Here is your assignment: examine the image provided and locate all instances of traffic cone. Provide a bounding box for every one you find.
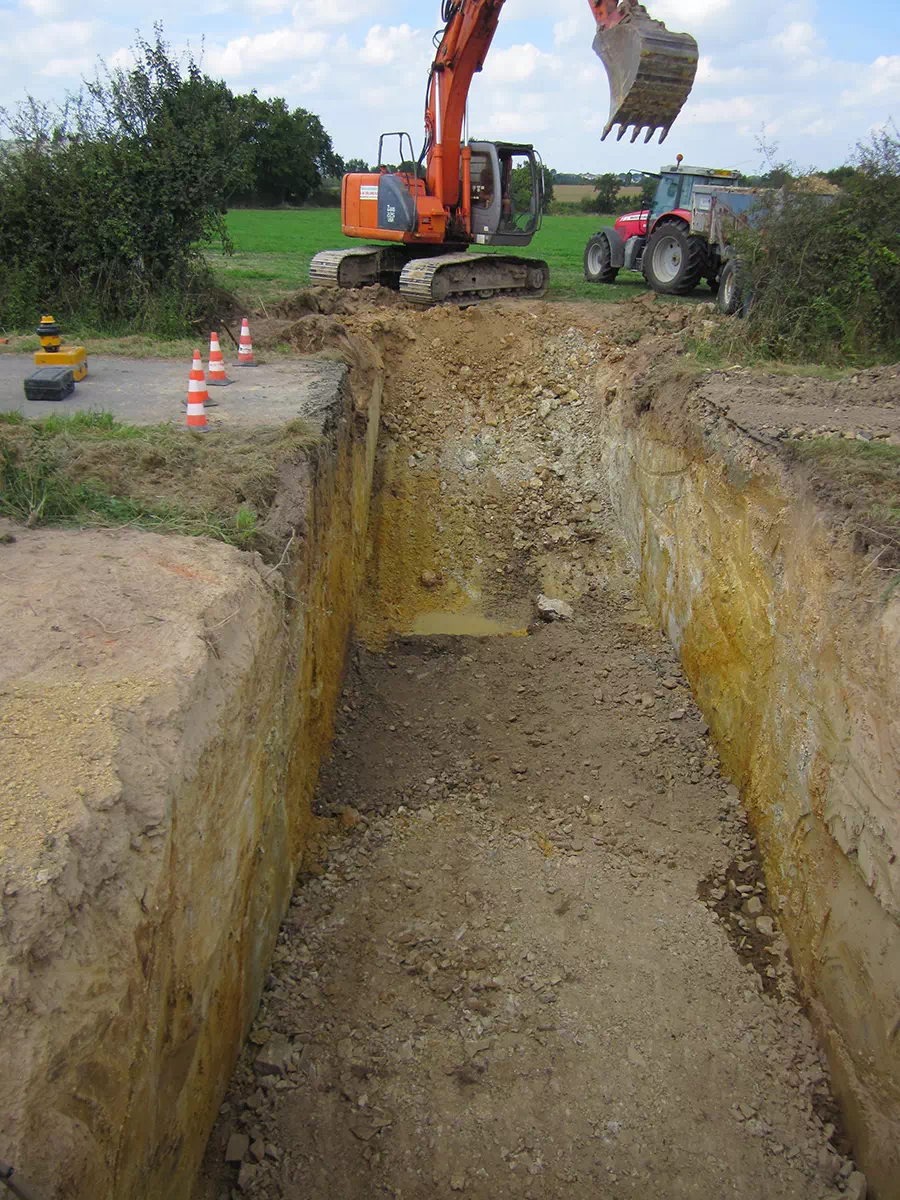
[186,350,209,430]
[237,318,255,366]
[207,331,232,386]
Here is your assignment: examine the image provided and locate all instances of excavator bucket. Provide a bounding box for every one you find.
[593,6,698,144]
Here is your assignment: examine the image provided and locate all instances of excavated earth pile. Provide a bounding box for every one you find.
[195,295,898,1200]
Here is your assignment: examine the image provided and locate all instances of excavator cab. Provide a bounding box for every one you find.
[469,142,543,247]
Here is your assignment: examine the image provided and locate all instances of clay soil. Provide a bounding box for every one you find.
[194,294,873,1200]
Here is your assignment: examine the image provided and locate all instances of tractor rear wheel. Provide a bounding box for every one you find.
[717,260,742,316]
[583,233,619,284]
[643,222,705,295]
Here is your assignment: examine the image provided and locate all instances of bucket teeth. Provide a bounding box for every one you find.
[594,10,698,145]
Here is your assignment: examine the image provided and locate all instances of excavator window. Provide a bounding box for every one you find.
[471,152,495,208]
[498,150,539,235]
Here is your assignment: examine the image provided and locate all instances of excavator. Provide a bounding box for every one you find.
[310,0,698,305]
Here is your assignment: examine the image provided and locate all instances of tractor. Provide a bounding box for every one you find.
[584,156,741,295]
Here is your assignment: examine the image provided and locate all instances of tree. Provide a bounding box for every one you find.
[345,157,369,173]
[0,27,249,331]
[235,93,342,205]
[511,163,553,212]
[592,172,620,212]
[639,176,656,207]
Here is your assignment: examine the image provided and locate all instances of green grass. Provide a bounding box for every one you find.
[0,410,316,554]
[211,208,651,306]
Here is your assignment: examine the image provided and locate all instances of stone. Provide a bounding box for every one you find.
[845,1172,867,1200]
[756,915,775,936]
[536,594,573,621]
[254,1033,293,1076]
[225,1133,249,1164]
[237,1161,259,1191]
[668,709,686,721]
[249,1139,266,1163]
[420,570,440,588]
[744,896,762,916]
[450,1175,467,1191]
[461,450,479,470]
[341,805,362,830]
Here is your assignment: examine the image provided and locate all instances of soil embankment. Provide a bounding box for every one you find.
[0,346,381,1198]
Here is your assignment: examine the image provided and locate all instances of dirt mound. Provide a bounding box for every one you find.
[273,285,406,319]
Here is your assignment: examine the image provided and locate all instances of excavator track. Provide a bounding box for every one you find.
[309,246,410,288]
[399,253,550,306]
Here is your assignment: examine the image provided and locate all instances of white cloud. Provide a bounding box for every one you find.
[291,0,377,23]
[773,21,822,56]
[358,24,423,67]
[206,28,327,76]
[841,55,900,106]
[696,55,756,85]
[23,0,67,16]
[40,55,95,78]
[649,0,734,29]
[553,18,577,48]
[677,96,758,126]
[482,43,559,85]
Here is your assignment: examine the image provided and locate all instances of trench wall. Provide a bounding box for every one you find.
[0,364,380,1200]
[604,409,900,1197]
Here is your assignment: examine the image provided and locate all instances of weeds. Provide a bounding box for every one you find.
[0,411,315,553]
[714,126,900,366]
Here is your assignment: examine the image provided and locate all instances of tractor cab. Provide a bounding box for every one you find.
[645,163,741,231]
[468,141,543,246]
[618,160,742,242]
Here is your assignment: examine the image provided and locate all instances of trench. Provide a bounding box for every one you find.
[185,300,897,1200]
[3,299,896,1200]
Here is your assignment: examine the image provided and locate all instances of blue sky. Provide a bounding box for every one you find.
[1,0,898,174]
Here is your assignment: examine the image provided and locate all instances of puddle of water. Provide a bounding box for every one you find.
[407,610,528,637]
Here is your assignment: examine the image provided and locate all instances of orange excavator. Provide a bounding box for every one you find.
[310,0,698,305]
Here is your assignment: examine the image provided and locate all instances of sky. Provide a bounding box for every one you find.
[0,0,898,175]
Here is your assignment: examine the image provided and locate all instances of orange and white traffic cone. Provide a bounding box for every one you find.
[186,350,210,430]
[207,331,232,386]
[237,318,256,366]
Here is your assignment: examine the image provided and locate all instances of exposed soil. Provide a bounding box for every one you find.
[194,296,872,1200]
[195,602,856,1200]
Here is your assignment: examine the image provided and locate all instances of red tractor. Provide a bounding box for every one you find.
[584,157,741,295]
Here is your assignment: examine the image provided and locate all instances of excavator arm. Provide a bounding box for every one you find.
[425,0,698,210]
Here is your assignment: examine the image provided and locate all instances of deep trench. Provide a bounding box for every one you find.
[192,308,866,1200]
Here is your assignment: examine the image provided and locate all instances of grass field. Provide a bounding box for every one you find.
[553,183,641,203]
[213,208,650,305]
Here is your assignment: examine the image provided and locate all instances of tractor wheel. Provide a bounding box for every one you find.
[717,260,742,316]
[643,222,706,295]
[583,233,619,284]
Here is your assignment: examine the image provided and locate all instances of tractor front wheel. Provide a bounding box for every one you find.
[643,222,706,295]
[583,233,619,284]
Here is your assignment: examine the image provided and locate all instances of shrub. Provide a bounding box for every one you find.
[727,126,900,364]
[0,30,248,334]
